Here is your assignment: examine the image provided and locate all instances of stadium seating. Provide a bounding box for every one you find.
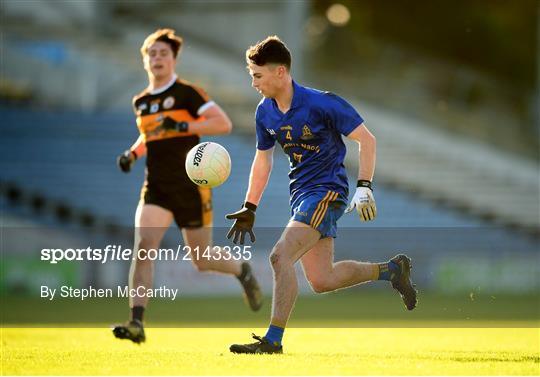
[1,105,488,230]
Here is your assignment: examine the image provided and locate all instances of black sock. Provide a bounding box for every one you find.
[237,262,248,281]
[131,306,145,322]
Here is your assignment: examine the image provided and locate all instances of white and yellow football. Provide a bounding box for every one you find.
[185,142,231,188]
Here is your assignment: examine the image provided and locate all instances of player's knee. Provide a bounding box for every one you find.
[269,251,280,269]
[134,248,154,263]
[269,250,293,274]
[133,237,161,264]
[269,250,287,271]
[308,278,333,294]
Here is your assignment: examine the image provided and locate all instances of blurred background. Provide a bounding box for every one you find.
[1,0,538,325]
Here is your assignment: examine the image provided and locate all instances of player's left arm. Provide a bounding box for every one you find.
[161,103,233,136]
[347,123,376,182]
[345,123,377,221]
[189,103,233,136]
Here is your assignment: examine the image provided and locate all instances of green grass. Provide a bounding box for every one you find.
[2,327,539,375]
[2,292,538,326]
[2,293,538,375]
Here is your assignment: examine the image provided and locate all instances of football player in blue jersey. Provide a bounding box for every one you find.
[226,36,418,354]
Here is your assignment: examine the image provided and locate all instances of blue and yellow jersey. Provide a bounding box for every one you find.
[255,81,363,204]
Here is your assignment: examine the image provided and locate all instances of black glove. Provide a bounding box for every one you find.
[225,202,257,245]
[161,116,189,132]
[117,150,136,173]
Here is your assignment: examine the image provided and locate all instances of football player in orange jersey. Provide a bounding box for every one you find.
[112,29,262,344]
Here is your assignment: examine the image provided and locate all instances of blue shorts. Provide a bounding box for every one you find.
[291,190,347,238]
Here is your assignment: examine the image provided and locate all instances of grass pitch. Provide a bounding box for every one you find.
[2,326,539,375]
[2,294,539,375]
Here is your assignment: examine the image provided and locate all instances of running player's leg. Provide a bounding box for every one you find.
[182,226,241,275]
[269,221,320,327]
[113,202,172,343]
[301,239,417,310]
[229,220,319,354]
[300,237,378,293]
[130,203,173,309]
[182,226,263,311]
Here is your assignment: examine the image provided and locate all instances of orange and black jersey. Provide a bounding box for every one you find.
[132,77,211,187]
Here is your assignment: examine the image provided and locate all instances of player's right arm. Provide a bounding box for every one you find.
[117,134,146,173]
[245,147,274,205]
[226,147,274,244]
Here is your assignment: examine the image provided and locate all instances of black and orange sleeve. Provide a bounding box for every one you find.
[185,85,211,119]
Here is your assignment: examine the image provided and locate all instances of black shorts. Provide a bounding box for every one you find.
[141,182,212,228]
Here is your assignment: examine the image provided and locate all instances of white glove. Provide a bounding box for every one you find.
[345,187,377,221]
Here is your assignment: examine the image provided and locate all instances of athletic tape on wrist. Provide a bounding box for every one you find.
[357,180,372,190]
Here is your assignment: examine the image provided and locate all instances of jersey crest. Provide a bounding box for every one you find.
[300,124,314,140]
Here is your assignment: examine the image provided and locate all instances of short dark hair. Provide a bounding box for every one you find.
[141,28,183,58]
[246,36,291,70]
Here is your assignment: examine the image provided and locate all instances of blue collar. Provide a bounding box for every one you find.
[290,80,304,110]
[271,80,303,115]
